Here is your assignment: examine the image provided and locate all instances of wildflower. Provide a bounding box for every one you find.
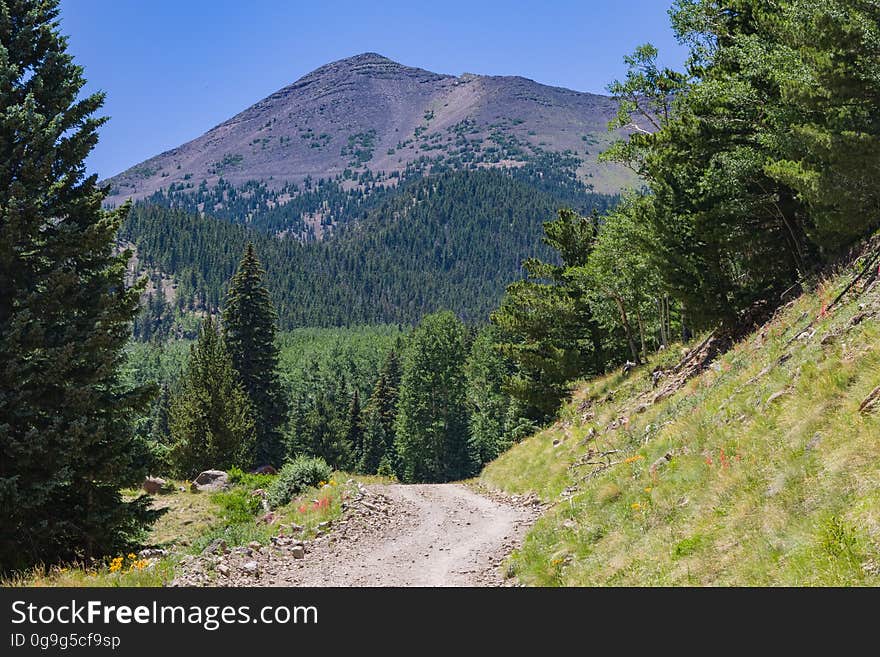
[631,502,641,510]
[108,557,123,573]
[644,487,653,494]
[318,481,326,487]
[624,455,644,464]
[127,553,137,560]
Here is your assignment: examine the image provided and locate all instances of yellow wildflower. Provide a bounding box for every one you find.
[644,487,653,493]
[631,502,641,510]
[624,455,644,464]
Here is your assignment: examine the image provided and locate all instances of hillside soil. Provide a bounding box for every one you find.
[171,483,542,587]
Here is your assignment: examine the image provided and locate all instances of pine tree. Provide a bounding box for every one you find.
[169,317,255,477]
[465,326,516,466]
[394,311,475,483]
[492,209,604,420]
[358,404,390,474]
[222,243,287,466]
[149,383,172,445]
[0,0,159,570]
[344,389,364,469]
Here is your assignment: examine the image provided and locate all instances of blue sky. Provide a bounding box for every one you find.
[59,1,689,179]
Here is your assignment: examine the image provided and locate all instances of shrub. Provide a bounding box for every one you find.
[267,456,332,509]
[212,488,263,524]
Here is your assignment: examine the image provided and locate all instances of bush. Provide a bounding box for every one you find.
[212,488,262,524]
[267,456,332,509]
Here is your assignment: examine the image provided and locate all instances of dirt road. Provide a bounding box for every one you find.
[172,483,541,587]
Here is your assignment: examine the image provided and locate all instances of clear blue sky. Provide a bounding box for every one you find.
[58,0,689,179]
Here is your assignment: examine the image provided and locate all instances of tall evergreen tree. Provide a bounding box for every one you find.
[465,326,517,466]
[395,311,475,482]
[168,317,255,477]
[358,404,391,474]
[222,243,287,466]
[344,389,364,469]
[492,209,604,421]
[0,0,159,570]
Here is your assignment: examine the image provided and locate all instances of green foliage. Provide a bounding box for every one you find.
[121,170,618,328]
[168,317,255,477]
[465,326,520,463]
[267,456,332,509]
[762,0,880,248]
[492,209,605,421]
[575,195,671,362]
[223,243,287,466]
[0,0,160,571]
[212,487,262,524]
[395,312,476,482]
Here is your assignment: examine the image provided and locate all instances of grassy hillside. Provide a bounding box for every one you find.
[481,259,880,586]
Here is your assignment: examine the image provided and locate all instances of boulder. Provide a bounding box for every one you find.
[250,464,278,475]
[201,538,227,556]
[142,476,166,495]
[190,470,229,492]
[290,545,305,559]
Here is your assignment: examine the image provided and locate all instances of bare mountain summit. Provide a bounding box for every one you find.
[105,53,629,205]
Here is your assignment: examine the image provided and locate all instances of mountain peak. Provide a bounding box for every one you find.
[104,53,627,202]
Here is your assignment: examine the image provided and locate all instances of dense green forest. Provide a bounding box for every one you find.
[2,0,878,574]
[123,166,618,331]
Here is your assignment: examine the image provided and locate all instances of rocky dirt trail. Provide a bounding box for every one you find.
[172,483,542,587]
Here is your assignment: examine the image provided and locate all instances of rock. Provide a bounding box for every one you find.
[248,541,262,550]
[290,545,305,559]
[622,360,637,375]
[317,521,331,530]
[806,433,822,451]
[251,488,267,497]
[651,370,665,388]
[190,469,229,492]
[242,561,259,574]
[216,564,230,576]
[138,548,168,558]
[859,384,880,414]
[142,476,166,495]
[250,464,278,475]
[289,522,304,533]
[636,404,647,414]
[201,538,227,555]
[650,452,673,475]
[552,438,562,447]
[766,389,790,405]
[258,512,277,524]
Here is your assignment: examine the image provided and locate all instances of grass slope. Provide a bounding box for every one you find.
[482,264,880,586]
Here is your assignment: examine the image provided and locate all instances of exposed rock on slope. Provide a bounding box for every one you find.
[105,52,628,204]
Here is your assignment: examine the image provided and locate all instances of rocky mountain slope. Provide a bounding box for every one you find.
[104,52,628,206]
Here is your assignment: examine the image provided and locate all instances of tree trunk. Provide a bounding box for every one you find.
[636,307,648,362]
[614,295,640,364]
[657,297,668,348]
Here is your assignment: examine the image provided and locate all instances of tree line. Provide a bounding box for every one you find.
[490,0,880,420]
[142,246,529,485]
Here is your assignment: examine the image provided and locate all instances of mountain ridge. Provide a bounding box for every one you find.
[104,52,630,206]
